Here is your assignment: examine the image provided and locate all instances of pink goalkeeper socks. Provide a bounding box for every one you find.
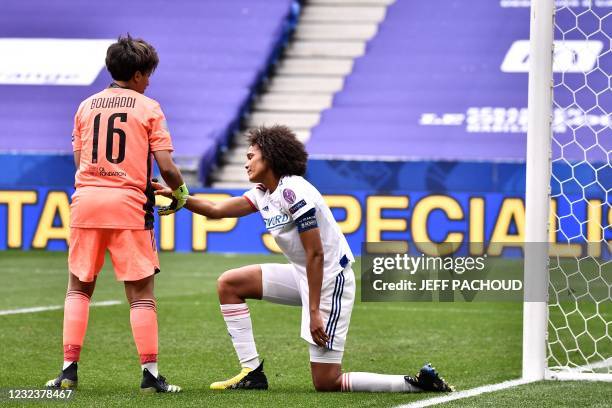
[62,290,91,362]
[129,299,158,364]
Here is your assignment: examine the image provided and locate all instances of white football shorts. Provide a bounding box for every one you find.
[261,263,355,364]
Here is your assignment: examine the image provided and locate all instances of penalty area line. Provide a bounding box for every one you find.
[0,300,121,316]
[395,378,533,408]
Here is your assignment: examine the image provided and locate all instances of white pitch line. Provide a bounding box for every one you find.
[0,300,121,316]
[396,378,534,408]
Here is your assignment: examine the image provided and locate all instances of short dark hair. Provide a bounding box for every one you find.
[247,125,308,177]
[105,34,159,81]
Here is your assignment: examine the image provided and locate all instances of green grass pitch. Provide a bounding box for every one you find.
[0,251,610,407]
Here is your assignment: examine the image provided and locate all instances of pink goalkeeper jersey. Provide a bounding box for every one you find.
[70,85,173,230]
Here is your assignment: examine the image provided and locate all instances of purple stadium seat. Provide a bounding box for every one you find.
[307,0,605,163]
[0,0,294,173]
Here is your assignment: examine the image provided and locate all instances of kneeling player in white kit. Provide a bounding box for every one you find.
[154,125,452,392]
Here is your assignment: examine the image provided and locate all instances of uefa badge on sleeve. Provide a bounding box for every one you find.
[282,188,296,204]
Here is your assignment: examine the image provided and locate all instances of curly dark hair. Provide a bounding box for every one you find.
[105,34,159,81]
[247,125,308,177]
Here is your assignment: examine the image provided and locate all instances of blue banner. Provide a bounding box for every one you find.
[0,188,609,257]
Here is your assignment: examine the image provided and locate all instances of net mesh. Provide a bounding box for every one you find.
[548,0,611,375]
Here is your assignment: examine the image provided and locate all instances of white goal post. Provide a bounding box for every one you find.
[523,0,611,382]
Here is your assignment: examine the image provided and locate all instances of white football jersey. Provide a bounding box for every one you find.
[243,175,354,283]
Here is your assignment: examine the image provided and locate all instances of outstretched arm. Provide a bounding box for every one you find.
[186,195,256,219]
[152,182,256,219]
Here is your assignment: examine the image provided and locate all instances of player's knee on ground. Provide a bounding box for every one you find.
[312,376,341,392]
[311,369,341,392]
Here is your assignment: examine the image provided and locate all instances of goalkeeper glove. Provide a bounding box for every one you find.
[158,183,189,216]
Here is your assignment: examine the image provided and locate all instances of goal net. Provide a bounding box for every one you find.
[546,0,611,381]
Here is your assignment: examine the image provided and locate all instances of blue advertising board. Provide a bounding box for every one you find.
[1,188,609,257]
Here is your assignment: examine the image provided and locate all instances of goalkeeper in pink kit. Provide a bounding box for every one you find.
[46,35,189,393]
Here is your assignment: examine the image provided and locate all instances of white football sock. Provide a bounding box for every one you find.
[220,303,260,370]
[341,372,422,392]
[142,362,158,378]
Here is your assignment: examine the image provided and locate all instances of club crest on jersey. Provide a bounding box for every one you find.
[283,188,296,204]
